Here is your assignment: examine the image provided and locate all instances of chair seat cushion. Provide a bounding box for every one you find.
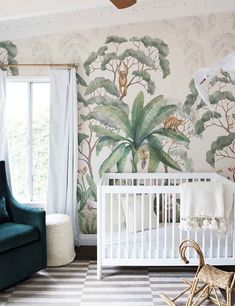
[0,222,39,253]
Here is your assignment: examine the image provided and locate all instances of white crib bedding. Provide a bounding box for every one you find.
[105,223,233,259]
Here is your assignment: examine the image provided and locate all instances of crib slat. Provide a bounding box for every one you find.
[134,193,136,258]
[126,193,129,258]
[101,191,105,263]
[172,193,176,258]
[110,193,113,259]
[156,193,160,258]
[149,193,152,258]
[118,193,121,258]
[162,193,164,225]
[164,193,167,258]
[141,193,144,259]
[179,212,182,249]
[202,229,205,256]
[210,230,213,258]
[187,229,190,258]
[168,194,171,222]
[217,236,221,258]
[194,231,198,258]
[225,234,228,258]
[233,204,235,259]
[97,186,101,280]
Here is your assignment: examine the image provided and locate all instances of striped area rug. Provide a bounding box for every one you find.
[0,261,219,306]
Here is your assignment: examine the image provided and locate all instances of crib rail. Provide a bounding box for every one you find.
[97,173,235,280]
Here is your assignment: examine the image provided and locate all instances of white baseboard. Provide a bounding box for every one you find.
[79,234,97,246]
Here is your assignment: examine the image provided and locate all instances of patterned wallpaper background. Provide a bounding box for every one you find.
[1,12,235,234]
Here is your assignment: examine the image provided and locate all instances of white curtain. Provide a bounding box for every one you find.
[0,70,11,187]
[47,68,78,245]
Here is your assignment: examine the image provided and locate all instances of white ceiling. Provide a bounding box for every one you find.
[0,0,234,40]
[0,0,111,21]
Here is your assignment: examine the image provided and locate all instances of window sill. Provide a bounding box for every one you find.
[23,201,46,209]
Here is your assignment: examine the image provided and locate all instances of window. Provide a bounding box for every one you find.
[6,78,50,204]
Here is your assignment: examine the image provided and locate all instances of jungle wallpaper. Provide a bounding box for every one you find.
[1,12,235,234]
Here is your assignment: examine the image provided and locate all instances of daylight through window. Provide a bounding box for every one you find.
[6,79,50,203]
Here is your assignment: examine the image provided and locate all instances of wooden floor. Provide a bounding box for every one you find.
[75,246,97,261]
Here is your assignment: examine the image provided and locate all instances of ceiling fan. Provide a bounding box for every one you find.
[110,0,137,9]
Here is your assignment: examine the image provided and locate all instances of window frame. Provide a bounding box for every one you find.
[6,76,50,208]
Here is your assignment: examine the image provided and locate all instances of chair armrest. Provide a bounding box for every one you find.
[6,195,47,267]
[7,195,46,236]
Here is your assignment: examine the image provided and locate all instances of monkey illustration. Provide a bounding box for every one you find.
[164,116,184,133]
[226,115,234,130]
[117,62,128,98]
[139,147,149,169]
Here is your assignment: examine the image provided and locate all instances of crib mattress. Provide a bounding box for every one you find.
[105,223,233,259]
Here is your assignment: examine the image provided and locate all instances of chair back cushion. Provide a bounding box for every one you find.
[0,196,10,224]
[0,222,39,253]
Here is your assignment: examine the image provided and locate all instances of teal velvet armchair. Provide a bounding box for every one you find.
[0,161,47,290]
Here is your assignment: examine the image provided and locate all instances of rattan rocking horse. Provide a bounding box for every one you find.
[159,240,235,306]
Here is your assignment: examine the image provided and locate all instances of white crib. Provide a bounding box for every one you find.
[97,173,235,279]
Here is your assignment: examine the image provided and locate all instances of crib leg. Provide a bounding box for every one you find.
[97,264,102,280]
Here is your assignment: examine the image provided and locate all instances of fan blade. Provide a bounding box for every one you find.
[110,0,137,9]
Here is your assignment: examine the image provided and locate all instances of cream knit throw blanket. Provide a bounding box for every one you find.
[180,182,233,234]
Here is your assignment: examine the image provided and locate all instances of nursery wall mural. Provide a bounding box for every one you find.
[0,41,18,75]
[1,12,235,235]
[77,35,235,233]
[77,35,195,233]
[185,74,235,169]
